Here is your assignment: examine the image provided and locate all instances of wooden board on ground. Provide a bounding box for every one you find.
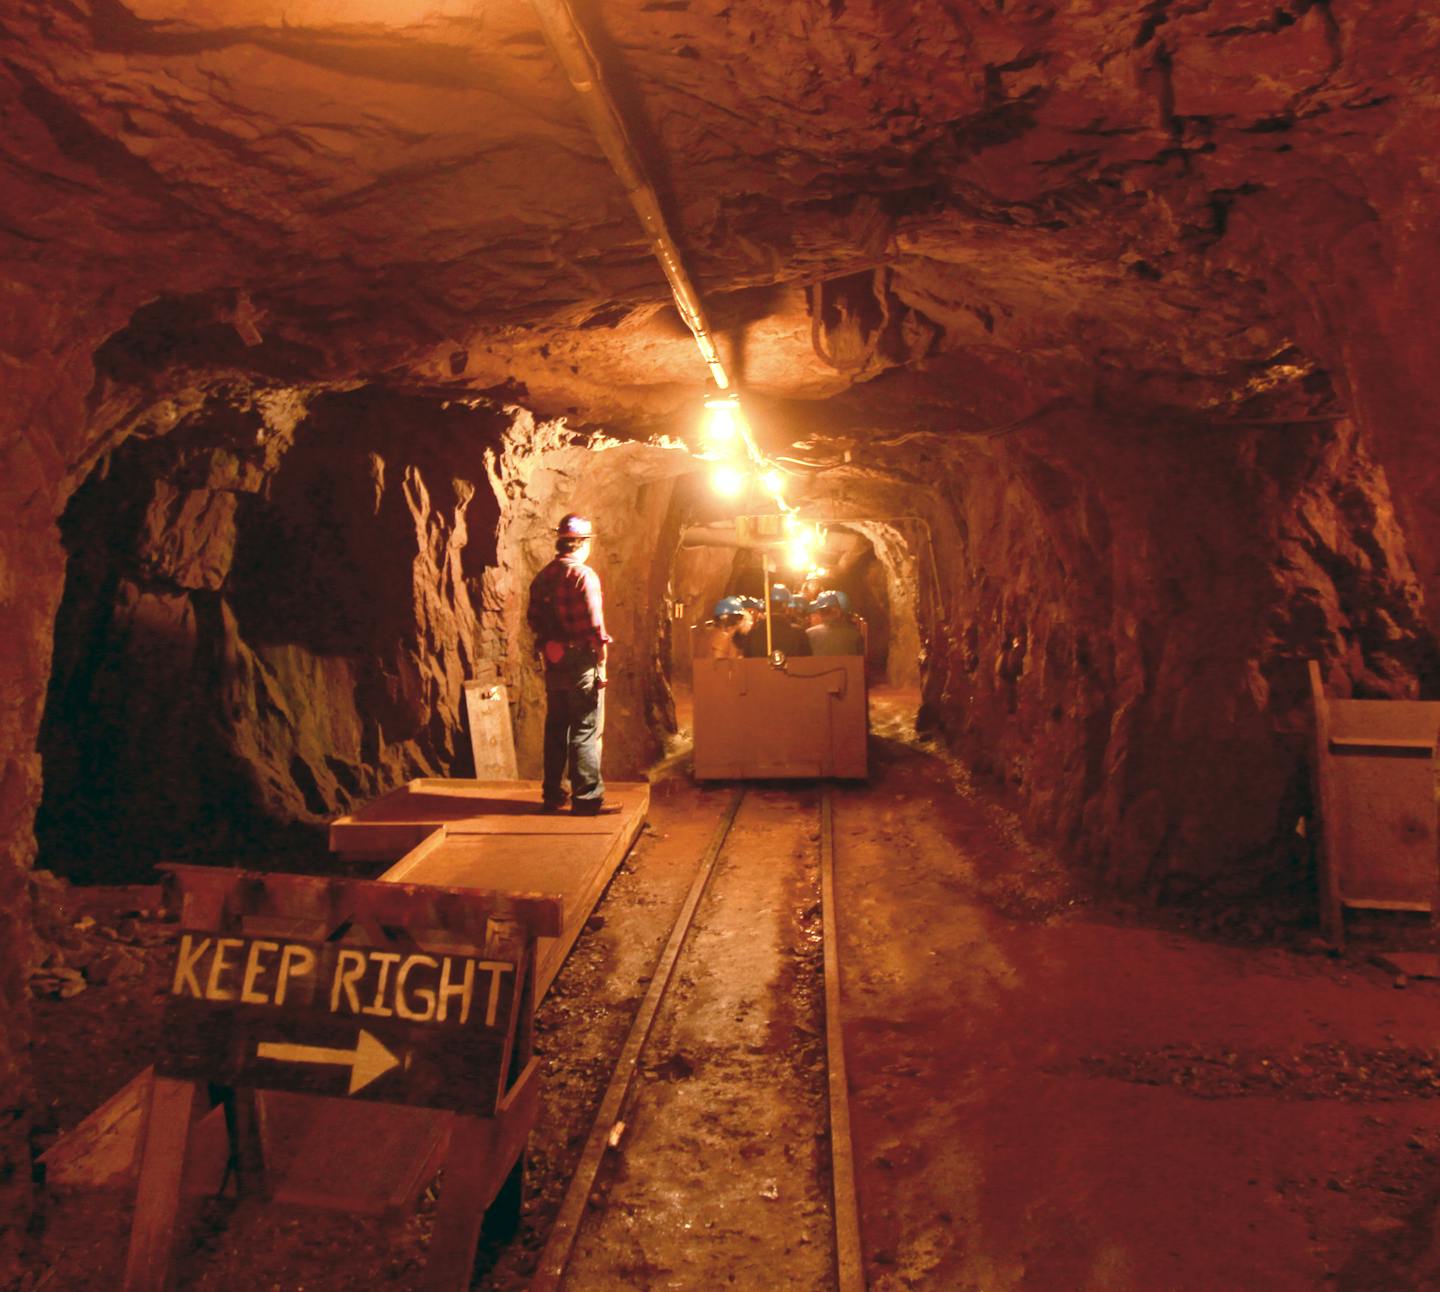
[368,780,650,1000]
[463,679,519,780]
[1309,660,1440,945]
[693,657,867,780]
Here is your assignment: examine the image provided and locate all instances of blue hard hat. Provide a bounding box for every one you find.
[713,596,745,619]
[769,583,791,606]
[740,596,764,612]
[814,590,842,611]
[833,589,851,612]
[556,513,595,538]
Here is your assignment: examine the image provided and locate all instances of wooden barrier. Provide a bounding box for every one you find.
[1308,660,1440,946]
[693,656,867,780]
[122,867,551,1292]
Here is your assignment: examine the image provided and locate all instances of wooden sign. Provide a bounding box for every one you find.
[156,866,560,1115]
[125,861,563,1291]
[160,934,520,1111]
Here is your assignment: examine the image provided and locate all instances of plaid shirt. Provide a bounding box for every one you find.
[527,554,611,654]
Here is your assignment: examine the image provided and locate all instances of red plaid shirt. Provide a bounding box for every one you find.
[527,555,611,655]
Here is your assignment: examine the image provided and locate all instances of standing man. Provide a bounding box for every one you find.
[526,513,619,815]
[806,589,865,656]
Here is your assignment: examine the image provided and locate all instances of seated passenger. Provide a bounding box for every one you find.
[806,590,865,656]
[694,596,750,659]
[742,585,812,658]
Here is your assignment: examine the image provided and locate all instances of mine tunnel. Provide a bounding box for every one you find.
[4,2,1440,1290]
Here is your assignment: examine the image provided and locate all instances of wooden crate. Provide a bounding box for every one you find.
[693,657,867,780]
[1309,661,1440,944]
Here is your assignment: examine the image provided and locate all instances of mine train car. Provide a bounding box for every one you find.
[690,624,869,780]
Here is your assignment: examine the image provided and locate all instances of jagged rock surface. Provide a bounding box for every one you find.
[38,385,497,878]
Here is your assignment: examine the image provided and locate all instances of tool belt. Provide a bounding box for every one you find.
[541,639,599,669]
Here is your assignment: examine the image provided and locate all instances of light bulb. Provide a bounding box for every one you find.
[704,402,739,444]
[711,465,746,497]
[760,468,784,496]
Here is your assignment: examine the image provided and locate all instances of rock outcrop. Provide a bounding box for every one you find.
[38,384,496,878]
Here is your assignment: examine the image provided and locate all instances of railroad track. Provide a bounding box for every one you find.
[527,785,864,1292]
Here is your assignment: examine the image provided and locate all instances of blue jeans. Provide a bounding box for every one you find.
[542,664,604,808]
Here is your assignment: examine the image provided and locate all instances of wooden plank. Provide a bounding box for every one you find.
[1327,747,1438,907]
[1328,698,1440,744]
[1330,736,1436,755]
[41,1067,229,1198]
[1341,898,1433,912]
[425,1057,541,1292]
[41,1067,151,1190]
[160,864,563,940]
[258,1093,454,1216]
[1309,661,1345,946]
[121,1076,197,1292]
[464,680,519,779]
[373,786,649,1002]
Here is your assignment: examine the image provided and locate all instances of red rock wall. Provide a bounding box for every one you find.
[37,385,498,878]
[921,414,1438,897]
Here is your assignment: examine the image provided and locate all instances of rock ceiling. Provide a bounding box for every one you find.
[2,1,1436,443]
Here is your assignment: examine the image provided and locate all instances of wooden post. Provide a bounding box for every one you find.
[122,1076,198,1292]
[220,1086,268,1199]
[424,1059,540,1292]
[1308,660,1344,948]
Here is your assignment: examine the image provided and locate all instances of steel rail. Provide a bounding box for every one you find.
[526,785,868,1292]
[821,787,866,1292]
[527,787,747,1292]
[528,0,730,392]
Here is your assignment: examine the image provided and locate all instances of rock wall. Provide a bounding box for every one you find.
[38,384,499,879]
[921,414,1438,898]
[0,281,122,1278]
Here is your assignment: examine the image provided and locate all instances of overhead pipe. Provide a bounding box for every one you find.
[529,0,730,391]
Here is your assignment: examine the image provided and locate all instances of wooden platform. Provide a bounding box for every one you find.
[44,778,650,1213]
[332,777,650,999]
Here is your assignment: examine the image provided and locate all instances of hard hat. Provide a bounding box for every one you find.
[713,596,745,619]
[833,589,851,612]
[769,583,791,606]
[556,513,595,538]
[740,596,764,612]
[814,590,842,611]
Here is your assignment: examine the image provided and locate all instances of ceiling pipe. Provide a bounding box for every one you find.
[529,0,730,391]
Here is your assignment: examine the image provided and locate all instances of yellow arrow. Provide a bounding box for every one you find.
[256,1028,400,1095]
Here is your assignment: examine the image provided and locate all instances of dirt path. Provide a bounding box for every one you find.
[840,716,1440,1292]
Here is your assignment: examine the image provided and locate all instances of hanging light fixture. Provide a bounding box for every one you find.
[711,464,747,497]
[703,390,743,446]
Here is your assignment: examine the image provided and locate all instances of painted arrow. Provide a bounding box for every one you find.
[256,1028,401,1095]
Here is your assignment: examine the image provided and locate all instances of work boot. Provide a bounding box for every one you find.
[572,801,621,816]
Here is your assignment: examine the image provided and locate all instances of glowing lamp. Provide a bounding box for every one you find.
[787,542,810,569]
[703,390,743,448]
[711,465,747,497]
[760,468,784,497]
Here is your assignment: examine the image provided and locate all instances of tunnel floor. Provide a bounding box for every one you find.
[24,697,1440,1291]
